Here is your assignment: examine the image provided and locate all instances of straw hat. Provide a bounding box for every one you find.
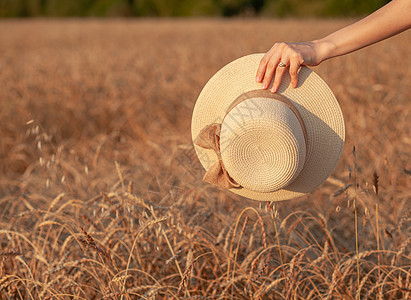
[191,53,345,201]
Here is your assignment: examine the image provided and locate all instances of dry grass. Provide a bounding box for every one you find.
[0,19,410,299]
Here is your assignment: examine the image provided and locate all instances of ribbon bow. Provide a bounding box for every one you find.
[194,123,240,189]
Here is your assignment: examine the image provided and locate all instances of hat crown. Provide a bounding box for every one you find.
[220,97,306,193]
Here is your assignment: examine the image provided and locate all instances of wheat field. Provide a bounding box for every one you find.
[0,19,410,299]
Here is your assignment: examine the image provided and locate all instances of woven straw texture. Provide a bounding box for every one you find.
[221,98,306,192]
[191,53,345,201]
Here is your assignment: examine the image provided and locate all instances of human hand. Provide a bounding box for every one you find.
[256,0,411,93]
[256,41,325,92]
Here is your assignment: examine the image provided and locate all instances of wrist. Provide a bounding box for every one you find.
[312,38,337,63]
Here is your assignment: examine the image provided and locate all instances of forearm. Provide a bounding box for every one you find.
[315,0,411,62]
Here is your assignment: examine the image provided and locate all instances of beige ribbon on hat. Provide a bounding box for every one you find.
[194,90,308,190]
[193,123,241,189]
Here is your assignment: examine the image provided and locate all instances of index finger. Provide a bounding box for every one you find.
[256,53,271,83]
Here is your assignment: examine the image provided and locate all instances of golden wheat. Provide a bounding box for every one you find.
[0,19,409,299]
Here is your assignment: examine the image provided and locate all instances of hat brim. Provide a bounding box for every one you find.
[191,53,345,201]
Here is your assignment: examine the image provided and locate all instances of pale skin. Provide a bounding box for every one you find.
[256,0,411,93]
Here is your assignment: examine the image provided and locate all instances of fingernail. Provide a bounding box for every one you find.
[256,76,260,82]
[262,83,267,89]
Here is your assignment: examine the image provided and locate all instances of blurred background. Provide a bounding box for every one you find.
[0,0,391,18]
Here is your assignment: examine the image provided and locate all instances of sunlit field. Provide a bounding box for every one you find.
[0,19,410,299]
